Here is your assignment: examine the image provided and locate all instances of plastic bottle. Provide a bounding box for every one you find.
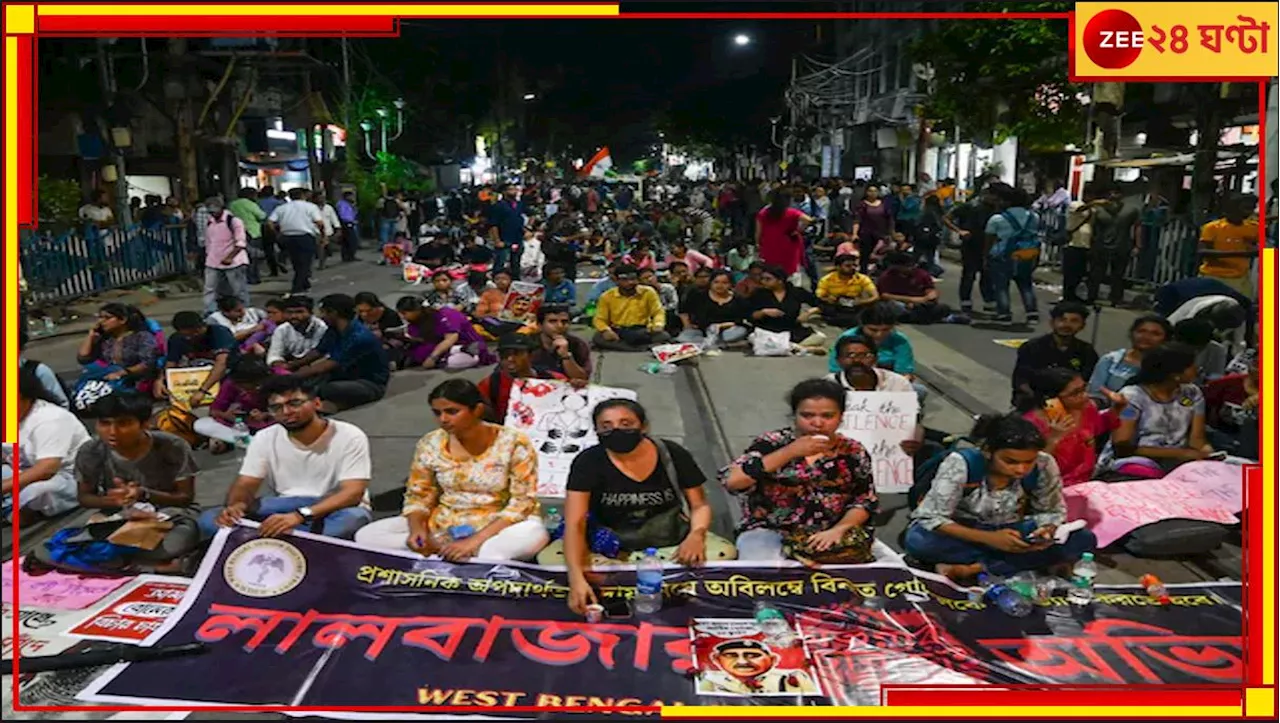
[1139,573,1171,605]
[543,506,562,536]
[231,417,252,449]
[448,524,475,541]
[968,572,992,605]
[983,581,1034,617]
[634,548,664,614]
[1067,552,1098,606]
[42,316,56,335]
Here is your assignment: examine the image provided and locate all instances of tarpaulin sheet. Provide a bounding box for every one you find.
[80,525,1242,715]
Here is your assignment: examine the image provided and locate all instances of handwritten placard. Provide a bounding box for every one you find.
[2,558,129,610]
[1064,460,1243,548]
[837,391,920,494]
[164,367,219,410]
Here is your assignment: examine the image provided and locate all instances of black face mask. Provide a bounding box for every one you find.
[599,428,644,454]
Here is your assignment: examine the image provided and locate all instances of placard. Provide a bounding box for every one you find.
[837,391,920,494]
[690,618,820,697]
[67,576,190,644]
[499,281,544,325]
[164,367,219,410]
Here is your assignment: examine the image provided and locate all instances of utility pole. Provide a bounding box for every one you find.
[96,40,131,225]
[168,38,200,207]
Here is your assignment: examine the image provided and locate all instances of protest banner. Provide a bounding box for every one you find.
[402,262,430,284]
[81,526,1242,714]
[68,576,190,644]
[164,368,219,410]
[652,343,700,365]
[503,379,638,497]
[3,558,130,610]
[1065,461,1244,548]
[499,281,544,325]
[690,619,820,697]
[837,391,920,494]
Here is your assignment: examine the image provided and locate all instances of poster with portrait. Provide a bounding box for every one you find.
[503,379,638,497]
[690,618,821,698]
[498,281,544,325]
[837,391,919,494]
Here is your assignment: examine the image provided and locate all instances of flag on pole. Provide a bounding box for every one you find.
[581,146,613,179]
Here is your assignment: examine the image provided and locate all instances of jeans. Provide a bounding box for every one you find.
[1088,243,1131,305]
[988,255,1038,319]
[203,265,251,315]
[282,234,316,293]
[198,495,372,540]
[591,327,672,351]
[378,218,398,248]
[958,249,993,309]
[903,520,1097,578]
[1061,246,1090,302]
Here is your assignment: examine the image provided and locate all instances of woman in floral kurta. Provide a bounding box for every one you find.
[353,379,548,562]
[720,378,878,564]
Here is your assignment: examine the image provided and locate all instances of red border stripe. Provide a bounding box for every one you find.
[884,688,1245,708]
[37,15,399,34]
[15,34,34,226]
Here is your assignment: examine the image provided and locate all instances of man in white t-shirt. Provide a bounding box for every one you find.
[267,187,325,294]
[8,366,91,519]
[198,375,372,540]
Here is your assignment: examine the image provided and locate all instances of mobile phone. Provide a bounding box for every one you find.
[1207,451,1228,461]
[602,598,633,619]
[1044,398,1069,423]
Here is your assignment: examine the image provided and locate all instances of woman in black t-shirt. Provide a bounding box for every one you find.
[747,263,826,347]
[677,270,751,347]
[539,399,738,615]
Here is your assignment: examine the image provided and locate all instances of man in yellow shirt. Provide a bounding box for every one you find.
[816,253,879,328]
[1198,197,1259,297]
[591,264,671,351]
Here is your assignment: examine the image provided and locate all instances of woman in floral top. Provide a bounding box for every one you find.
[720,378,878,564]
[354,379,549,562]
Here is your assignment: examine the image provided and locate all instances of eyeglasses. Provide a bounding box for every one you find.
[1060,387,1088,398]
[266,399,310,414]
[844,351,877,359]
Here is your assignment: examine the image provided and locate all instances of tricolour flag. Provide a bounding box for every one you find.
[581,146,613,179]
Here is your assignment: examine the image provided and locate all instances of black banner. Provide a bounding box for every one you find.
[83,526,1243,713]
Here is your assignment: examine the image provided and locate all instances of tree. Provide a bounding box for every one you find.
[911,2,1085,150]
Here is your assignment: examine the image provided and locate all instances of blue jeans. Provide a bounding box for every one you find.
[198,495,372,541]
[987,255,1039,319]
[903,519,1096,577]
[378,218,398,248]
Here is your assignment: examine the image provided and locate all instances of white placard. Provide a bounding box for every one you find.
[503,379,638,497]
[837,391,919,494]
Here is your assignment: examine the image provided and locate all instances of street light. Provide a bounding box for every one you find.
[733,34,751,46]
[523,93,536,101]
[360,100,407,159]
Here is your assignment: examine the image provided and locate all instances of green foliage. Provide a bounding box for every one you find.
[37,175,84,228]
[911,1,1085,150]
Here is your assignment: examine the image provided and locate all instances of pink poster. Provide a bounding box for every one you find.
[1064,461,1244,548]
[2,559,130,610]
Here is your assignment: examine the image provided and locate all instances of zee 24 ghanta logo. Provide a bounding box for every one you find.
[1083,8,1271,70]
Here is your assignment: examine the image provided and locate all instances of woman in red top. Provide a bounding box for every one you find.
[1020,368,1127,487]
[754,188,812,282]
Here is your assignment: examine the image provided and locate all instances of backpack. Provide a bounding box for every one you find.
[995,210,1042,261]
[907,445,1040,512]
[23,359,75,409]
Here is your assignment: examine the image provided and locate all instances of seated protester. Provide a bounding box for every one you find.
[461,270,492,307]
[689,266,713,297]
[478,334,568,422]
[19,325,69,409]
[827,334,914,393]
[669,261,694,301]
[639,267,683,337]
[74,302,161,400]
[828,301,929,406]
[734,261,765,298]
[412,236,454,268]
[621,238,657,271]
[36,390,201,569]
[1173,317,1229,384]
[1096,343,1214,478]
[815,253,879,328]
[473,269,521,337]
[199,375,372,540]
[833,233,858,258]
[7,367,91,521]
[542,264,576,311]
[666,239,715,275]
[294,294,392,411]
[1088,314,1172,399]
[591,264,672,351]
[263,298,288,330]
[423,270,478,313]
[207,295,275,357]
[1011,301,1099,405]
[193,357,273,453]
[724,238,756,282]
[1204,354,1259,460]
[904,414,1096,582]
[1020,368,1125,488]
[556,399,738,614]
[266,295,330,373]
[677,269,750,346]
[747,264,826,348]
[155,311,237,407]
[353,291,406,368]
[395,295,496,370]
[460,234,494,268]
[875,251,952,324]
[721,379,877,564]
[353,379,548,561]
[584,263,621,315]
[529,305,592,385]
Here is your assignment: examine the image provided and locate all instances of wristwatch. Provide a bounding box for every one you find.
[297,506,314,523]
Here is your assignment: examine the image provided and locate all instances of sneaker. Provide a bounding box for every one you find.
[1026,313,1040,325]
[994,315,1014,324]
[983,303,998,314]
[960,303,974,313]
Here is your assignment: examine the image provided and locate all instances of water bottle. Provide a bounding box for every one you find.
[448,524,475,541]
[1139,573,1170,605]
[231,417,252,449]
[42,316,56,335]
[968,572,992,605]
[543,506,562,536]
[753,602,797,647]
[984,581,1034,617]
[634,548,664,614]
[1067,552,1098,606]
